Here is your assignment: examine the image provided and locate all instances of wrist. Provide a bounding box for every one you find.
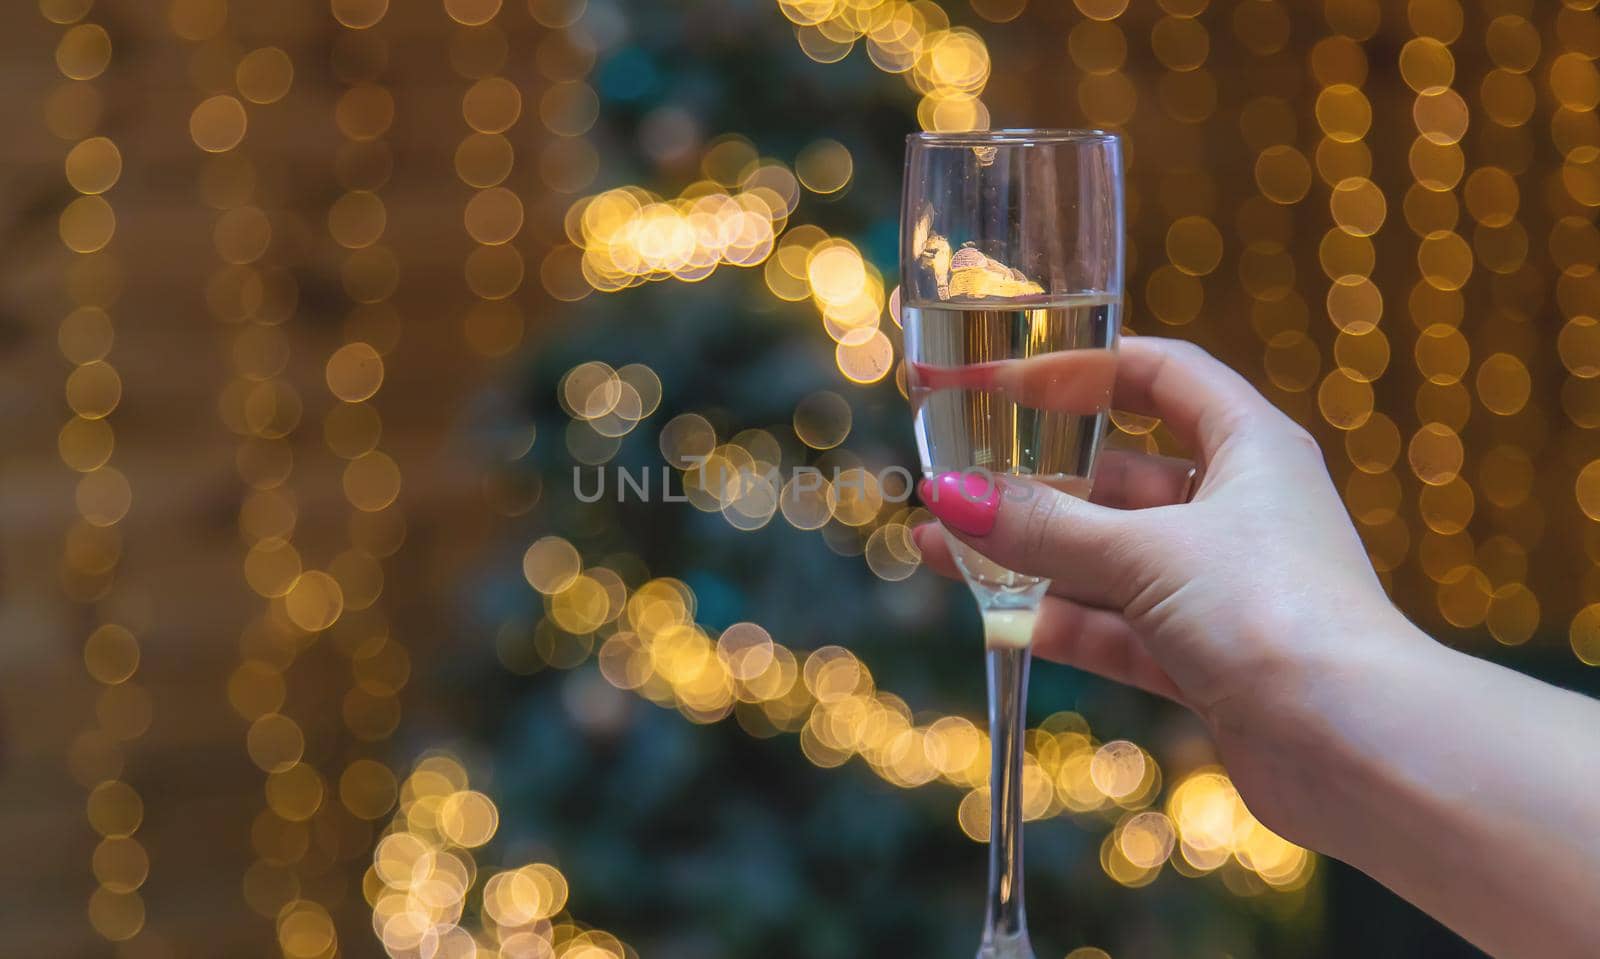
[1204,597,1443,849]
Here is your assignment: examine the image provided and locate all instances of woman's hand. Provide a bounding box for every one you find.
[914,335,1428,845]
[913,336,1600,959]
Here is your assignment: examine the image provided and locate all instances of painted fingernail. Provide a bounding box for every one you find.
[916,472,1002,536]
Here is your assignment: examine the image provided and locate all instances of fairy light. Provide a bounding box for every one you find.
[1147,0,1221,418]
[1397,1,1483,632]
[507,525,1309,891]
[368,757,632,957]
[776,0,993,131]
[1068,1,1154,467]
[567,145,891,392]
[1239,0,1317,444]
[176,0,311,937]
[176,3,408,949]
[1470,7,1542,648]
[1552,1,1600,663]
[49,3,150,945]
[323,5,413,956]
[531,0,599,308]
[1070,0,1137,132]
[451,0,532,370]
[570,176,784,291]
[1300,6,1390,604]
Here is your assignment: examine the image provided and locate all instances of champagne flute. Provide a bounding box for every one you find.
[900,130,1123,959]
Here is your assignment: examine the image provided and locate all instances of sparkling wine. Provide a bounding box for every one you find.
[902,130,1123,959]
[904,293,1119,632]
[904,294,1118,480]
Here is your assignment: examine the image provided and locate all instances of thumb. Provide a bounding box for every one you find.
[916,471,1151,611]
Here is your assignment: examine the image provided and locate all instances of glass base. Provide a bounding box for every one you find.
[977,931,1036,959]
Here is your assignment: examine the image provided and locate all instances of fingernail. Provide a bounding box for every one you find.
[917,472,1001,536]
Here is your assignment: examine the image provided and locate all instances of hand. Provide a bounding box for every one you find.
[913,336,1432,847]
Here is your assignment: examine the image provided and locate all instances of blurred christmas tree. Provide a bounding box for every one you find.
[443,2,1330,956]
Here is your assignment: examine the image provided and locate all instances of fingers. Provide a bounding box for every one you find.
[1089,449,1196,510]
[916,473,1150,610]
[1112,337,1295,461]
[908,349,1116,417]
[1032,596,1187,707]
[913,522,961,579]
[908,535,1187,707]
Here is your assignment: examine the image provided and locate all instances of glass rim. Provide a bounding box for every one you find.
[906,128,1118,146]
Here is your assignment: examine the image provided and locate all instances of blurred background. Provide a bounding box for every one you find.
[3,0,1599,957]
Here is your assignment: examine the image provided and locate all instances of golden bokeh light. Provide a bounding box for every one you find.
[265,763,325,822]
[326,341,385,402]
[463,186,525,244]
[336,84,396,141]
[1572,603,1600,665]
[64,136,121,194]
[83,623,139,686]
[92,837,149,894]
[52,13,149,918]
[1165,216,1223,276]
[328,190,387,249]
[58,415,114,472]
[454,132,515,188]
[332,0,389,29]
[247,713,306,774]
[340,759,399,821]
[87,887,144,941]
[445,0,501,25]
[343,450,402,512]
[40,0,94,25]
[284,570,345,632]
[87,780,143,838]
[796,138,854,195]
[190,94,248,153]
[237,47,295,105]
[59,195,116,253]
[56,22,110,80]
[463,76,522,134]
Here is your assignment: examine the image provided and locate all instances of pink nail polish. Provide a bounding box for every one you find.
[917,472,1002,536]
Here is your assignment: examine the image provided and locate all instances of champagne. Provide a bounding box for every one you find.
[902,130,1123,959]
[904,293,1120,635]
[904,293,1119,482]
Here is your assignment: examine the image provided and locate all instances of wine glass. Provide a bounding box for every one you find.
[900,130,1124,959]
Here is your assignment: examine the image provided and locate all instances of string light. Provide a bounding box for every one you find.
[1551,2,1600,660]
[454,0,530,359]
[369,756,633,958]
[505,524,1307,891]
[50,4,151,945]
[178,0,312,939]
[565,145,891,391]
[1401,0,1485,631]
[776,0,992,131]
[180,3,409,952]
[321,6,413,957]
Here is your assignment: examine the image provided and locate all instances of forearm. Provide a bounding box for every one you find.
[1274,620,1600,958]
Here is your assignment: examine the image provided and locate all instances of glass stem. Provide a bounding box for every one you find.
[981,642,1034,958]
